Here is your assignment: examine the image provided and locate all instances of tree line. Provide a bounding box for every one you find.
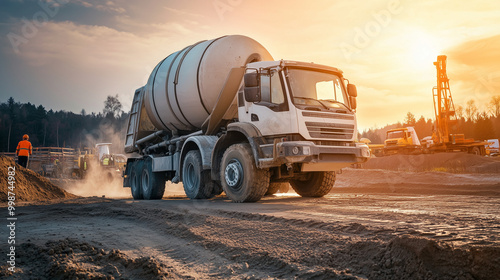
[361,95,500,144]
[2,94,498,151]
[0,95,129,153]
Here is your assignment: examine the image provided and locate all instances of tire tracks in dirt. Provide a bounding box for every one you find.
[2,197,500,279]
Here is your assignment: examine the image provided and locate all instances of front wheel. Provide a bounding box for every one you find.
[469,146,483,156]
[220,143,269,202]
[290,171,335,197]
[182,150,214,199]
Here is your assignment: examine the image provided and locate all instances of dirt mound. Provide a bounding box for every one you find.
[363,153,500,173]
[0,156,77,202]
[366,235,500,280]
[0,238,175,279]
[335,169,500,196]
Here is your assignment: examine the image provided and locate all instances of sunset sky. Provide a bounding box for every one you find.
[1,0,499,131]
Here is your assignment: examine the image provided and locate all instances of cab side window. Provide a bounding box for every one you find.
[259,71,287,111]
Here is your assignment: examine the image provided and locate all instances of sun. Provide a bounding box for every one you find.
[407,29,442,70]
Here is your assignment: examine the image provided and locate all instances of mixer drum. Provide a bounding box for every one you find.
[143,35,274,133]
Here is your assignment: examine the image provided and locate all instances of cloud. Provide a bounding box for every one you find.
[162,6,203,18]
[448,34,500,67]
[10,21,142,67]
[0,17,211,114]
[2,0,500,128]
[446,34,500,107]
[7,17,206,68]
[73,0,126,14]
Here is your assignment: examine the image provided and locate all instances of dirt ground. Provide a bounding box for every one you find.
[362,153,500,173]
[1,154,500,279]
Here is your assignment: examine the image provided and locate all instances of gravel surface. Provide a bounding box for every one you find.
[1,174,499,279]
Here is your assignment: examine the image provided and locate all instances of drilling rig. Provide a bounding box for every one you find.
[429,55,487,155]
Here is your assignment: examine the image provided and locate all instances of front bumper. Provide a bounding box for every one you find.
[258,141,371,170]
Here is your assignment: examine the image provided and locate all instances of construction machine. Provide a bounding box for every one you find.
[429,55,487,155]
[368,127,422,157]
[95,143,124,180]
[77,143,125,180]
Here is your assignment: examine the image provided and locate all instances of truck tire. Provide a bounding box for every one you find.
[265,182,288,195]
[130,161,143,200]
[470,146,481,155]
[182,150,214,199]
[141,158,166,200]
[290,171,335,197]
[220,143,269,202]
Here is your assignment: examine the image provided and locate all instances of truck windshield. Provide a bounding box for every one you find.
[287,69,348,110]
[387,131,405,139]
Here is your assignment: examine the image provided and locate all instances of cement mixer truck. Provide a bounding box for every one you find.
[122,35,370,202]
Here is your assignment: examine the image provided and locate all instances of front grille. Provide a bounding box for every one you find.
[385,140,398,146]
[305,121,354,140]
[302,111,355,120]
[312,140,349,146]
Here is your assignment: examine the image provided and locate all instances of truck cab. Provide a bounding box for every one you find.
[229,60,369,172]
[383,127,421,155]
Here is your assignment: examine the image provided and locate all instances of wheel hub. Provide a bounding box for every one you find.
[225,159,243,188]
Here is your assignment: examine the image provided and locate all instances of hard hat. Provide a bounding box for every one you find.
[23,134,29,140]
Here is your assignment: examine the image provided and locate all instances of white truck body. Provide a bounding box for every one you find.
[486,139,499,156]
[123,35,370,202]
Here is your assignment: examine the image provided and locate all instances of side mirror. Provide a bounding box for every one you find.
[244,72,261,102]
[350,96,357,110]
[347,84,357,97]
[244,87,261,103]
[244,72,259,87]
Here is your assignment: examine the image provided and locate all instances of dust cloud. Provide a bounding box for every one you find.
[164,181,185,196]
[60,170,186,198]
[64,122,132,198]
[63,165,131,198]
[60,122,188,198]
[82,122,126,155]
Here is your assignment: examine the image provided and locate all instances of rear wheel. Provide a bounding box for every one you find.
[182,150,214,199]
[290,171,335,197]
[130,161,143,200]
[220,143,269,202]
[141,158,166,200]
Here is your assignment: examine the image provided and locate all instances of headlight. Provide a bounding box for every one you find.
[362,148,371,157]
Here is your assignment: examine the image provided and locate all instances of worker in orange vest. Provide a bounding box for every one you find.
[16,134,33,168]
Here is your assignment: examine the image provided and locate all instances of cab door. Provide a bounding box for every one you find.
[239,70,292,136]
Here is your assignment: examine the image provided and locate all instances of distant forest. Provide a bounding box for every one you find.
[0,96,129,153]
[361,96,500,144]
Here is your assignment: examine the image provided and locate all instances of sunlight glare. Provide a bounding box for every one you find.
[407,29,441,70]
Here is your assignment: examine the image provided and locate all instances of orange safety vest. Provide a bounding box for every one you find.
[16,140,32,157]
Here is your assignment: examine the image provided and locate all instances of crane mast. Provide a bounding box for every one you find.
[432,55,457,145]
